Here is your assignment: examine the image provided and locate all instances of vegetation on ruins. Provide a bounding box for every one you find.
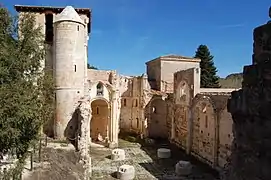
[0,6,54,178]
[194,45,220,88]
[87,63,98,70]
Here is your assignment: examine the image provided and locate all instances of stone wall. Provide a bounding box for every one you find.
[170,67,234,170]
[119,76,143,133]
[224,10,271,180]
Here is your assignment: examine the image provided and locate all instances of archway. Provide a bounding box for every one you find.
[90,99,109,142]
[149,98,167,139]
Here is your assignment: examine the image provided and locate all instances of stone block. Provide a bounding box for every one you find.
[175,160,192,176]
[111,149,125,161]
[117,164,135,180]
[157,148,171,159]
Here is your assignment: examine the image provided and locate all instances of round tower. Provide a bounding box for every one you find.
[53,6,86,139]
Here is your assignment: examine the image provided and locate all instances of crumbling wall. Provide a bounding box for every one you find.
[119,76,142,133]
[77,97,92,179]
[172,68,194,149]
[225,10,271,180]
[191,95,216,166]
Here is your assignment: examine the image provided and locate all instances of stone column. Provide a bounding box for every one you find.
[224,9,271,180]
[109,90,118,147]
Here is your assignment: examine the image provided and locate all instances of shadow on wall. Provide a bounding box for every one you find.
[64,109,79,150]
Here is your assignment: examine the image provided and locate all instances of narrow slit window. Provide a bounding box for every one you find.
[205,116,208,128]
[74,65,77,72]
[135,99,138,107]
[96,107,99,114]
[136,118,139,128]
[77,25,79,31]
[123,99,127,106]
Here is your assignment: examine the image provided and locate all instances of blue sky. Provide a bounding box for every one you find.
[2,0,271,77]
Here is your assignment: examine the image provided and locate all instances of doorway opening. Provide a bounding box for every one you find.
[90,99,109,142]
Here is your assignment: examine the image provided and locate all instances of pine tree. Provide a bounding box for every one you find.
[87,63,98,70]
[194,45,220,88]
[0,6,54,163]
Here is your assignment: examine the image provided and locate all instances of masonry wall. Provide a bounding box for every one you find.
[161,61,200,86]
[172,68,194,149]
[218,108,233,168]
[147,96,168,139]
[191,97,216,166]
[146,60,161,90]
[120,77,143,134]
[170,68,234,170]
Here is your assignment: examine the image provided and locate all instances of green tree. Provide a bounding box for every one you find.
[87,63,98,70]
[194,44,220,88]
[0,6,54,163]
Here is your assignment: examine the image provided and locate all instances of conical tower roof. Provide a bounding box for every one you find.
[55,6,84,24]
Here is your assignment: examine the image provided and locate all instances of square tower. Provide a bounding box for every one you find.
[146,55,201,93]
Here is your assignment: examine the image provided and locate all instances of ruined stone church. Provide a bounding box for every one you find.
[15,4,238,170]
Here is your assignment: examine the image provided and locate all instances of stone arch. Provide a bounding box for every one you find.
[148,97,168,139]
[90,98,110,142]
[190,95,216,165]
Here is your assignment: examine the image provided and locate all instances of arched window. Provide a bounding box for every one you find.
[96,82,103,96]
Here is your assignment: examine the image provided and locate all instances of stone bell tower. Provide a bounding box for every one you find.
[54,6,88,139]
[225,7,271,180]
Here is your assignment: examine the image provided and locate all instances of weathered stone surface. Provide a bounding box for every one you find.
[225,11,271,180]
[77,97,92,179]
[111,149,126,161]
[117,164,135,180]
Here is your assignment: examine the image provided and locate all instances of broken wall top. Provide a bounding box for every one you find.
[252,8,271,65]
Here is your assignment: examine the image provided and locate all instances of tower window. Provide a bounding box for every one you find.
[74,65,77,72]
[123,99,127,106]
[77,25,79,31]
[136,118,139,128]
[45,13,53,43]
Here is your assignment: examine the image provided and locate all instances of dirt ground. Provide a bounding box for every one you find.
[22,143,85,180]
